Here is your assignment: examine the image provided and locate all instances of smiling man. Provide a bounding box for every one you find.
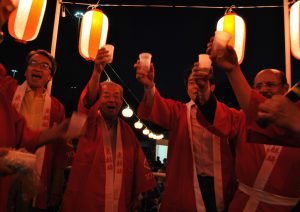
[0,49,73,211]
[61,47,156,212]
[135,60,237,212]
[204,39,300,212]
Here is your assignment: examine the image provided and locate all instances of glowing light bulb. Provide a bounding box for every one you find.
[157,134,164,140]
[134,120,143,129]
[122,106,133,118]
[143,128,150,135]
[148,132,154,139]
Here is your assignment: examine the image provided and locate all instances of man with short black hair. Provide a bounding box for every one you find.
[0,49,73,211]
[135,59,237,212]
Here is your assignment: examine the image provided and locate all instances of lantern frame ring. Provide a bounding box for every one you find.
[225,5,236,15]
[87,4,99,10]
[289,0,297,4]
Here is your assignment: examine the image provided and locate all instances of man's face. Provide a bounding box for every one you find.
[187,72,211,101]
[99,84,123,120]
[25,54,52,90]
[254,71,288,98]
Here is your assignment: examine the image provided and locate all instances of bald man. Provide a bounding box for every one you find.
[204,40,300,211]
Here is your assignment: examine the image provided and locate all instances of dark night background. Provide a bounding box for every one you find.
[1,0,299,141]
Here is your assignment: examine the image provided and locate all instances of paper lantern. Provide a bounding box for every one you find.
[290,1,300,59]
[216,10,246,64]
[79,9,109,60]
[8,0,47,42]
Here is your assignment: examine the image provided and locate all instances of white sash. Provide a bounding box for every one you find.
[101,115,123,212]
[186,101,224,212]
[12,81,52,206]
[239,182,299,206]
[243,145,283,212]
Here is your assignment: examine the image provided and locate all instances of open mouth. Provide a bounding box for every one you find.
[107,106,116,110]
[31,73,42,79]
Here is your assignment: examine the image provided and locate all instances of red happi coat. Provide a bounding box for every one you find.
[247,91,300,147]
[210,91,300,212]
[138,89,236,212]
[0,66,73,210]
[61,86,156,212]
[0,64,40,212]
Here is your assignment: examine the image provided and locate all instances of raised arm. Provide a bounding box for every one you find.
[86,47,111,106]
[206,38,252,114]
[134,61,155,107]
[191,62,217,124]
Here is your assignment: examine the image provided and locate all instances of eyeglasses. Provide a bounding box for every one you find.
[28,60,51,71]
[254,82,282,90]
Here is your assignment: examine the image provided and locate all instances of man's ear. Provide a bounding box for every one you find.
[283,83,289,93]
[210,84,216,92]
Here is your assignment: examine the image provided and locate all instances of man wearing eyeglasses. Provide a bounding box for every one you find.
[0,49,73,211]
[135,58,237,212]
[253,69,289,99]
[203,39,300,211]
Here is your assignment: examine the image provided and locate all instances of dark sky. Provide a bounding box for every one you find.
[1,0,299,139]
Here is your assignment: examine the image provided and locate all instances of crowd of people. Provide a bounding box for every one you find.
[1,1,300,212]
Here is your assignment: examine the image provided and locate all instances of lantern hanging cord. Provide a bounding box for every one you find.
[87,0,101,10]
[225,5,236,14]
[107,64,141,104]
[60,1,283,9]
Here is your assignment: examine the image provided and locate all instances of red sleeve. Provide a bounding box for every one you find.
[78,84,102,115]
[52,100,75,169]
[53,139,74,169]
[0,63,7,76]
[0,63,18,102]
[132,140,157,198]
[137,88,184,130]
[206,100,244,140]
[0,90,40,151]
[77,85,103,141]
[77,86,90,114]
[15,110,41,152]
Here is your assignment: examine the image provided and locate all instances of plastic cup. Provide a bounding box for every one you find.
[103,44,114,63]
[198,54,212,69]
[139,52,152,70]
[212,31,232,52]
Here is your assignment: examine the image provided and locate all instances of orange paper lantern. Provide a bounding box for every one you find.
[290,1,300,59]
[216,10,246,64]
[8,0,47,42]
[79,9,109,61]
